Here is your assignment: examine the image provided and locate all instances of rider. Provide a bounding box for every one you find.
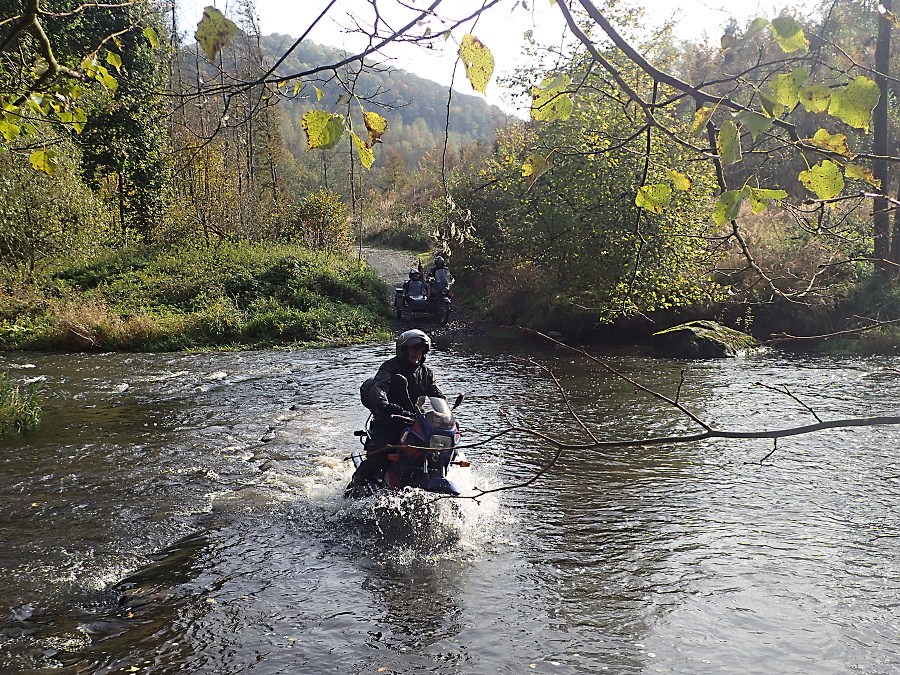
[428,256,453,294]
[347,329,446,493]
[402,269,427,301]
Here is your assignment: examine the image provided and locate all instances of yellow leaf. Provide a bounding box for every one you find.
[667,169,692,191]
[635,183,672,214]
[350,131,374,169]
[799,160,844,200]
[194,6,239,62]
[522,153,551,189]
[458,34,494,95]
[690,107,713,136]
[362,111,388,145]
[809,128,852,157]
[845,163,881,188]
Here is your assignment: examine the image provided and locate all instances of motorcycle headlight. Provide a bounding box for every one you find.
[429,434,452,450]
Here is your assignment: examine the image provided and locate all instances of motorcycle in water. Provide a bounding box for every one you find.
[347,390,468,499]
[393,275,453,325]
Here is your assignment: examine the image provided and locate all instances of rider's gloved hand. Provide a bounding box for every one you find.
[382,403,409,417]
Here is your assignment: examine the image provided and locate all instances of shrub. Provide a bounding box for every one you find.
[0,373,41,437]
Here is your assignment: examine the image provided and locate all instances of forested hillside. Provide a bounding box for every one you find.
[261,36,509,169]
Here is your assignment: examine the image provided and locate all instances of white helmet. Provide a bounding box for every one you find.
[396,329,431,357]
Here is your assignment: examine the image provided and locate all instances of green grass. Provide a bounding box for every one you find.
[0,241,394,351]
[0,373,41,436]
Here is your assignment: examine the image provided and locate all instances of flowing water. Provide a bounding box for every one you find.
[2,337,900,674]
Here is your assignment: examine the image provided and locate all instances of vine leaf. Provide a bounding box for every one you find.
[301,110,345,151]
[29,149,57,176]
[799,160,844,199]
[667,169,692,191]
[531,74,572,122]
[769,69,808,108]
[732,110,772,140]
[106,52,122,73]
[829,76,880,130]
[770,16,809,52]
[798,85,831,113]
[458,34,494,95]
[350,131,374,169]
[845,164,880,187]
[748,187,788,213]
[717,120,741,165]
[522,153,551,189]
[635,183,672,214]
[194,6,239,63]
[712,188,749,225]
[759,93,785,119]
[810,128,852,157]
[142,27,159,48]
[690,106,713,136]
[362,111,388,145]
[721,17,769,49]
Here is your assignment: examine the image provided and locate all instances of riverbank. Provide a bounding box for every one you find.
[0,242,394,351]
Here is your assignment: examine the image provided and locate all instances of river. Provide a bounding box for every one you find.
[2,336,900,674]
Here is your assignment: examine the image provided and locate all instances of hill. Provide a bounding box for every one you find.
[260,36,510,168]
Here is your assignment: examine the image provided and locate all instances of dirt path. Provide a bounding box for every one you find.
[358,247,420,291]
[358,246,482,337]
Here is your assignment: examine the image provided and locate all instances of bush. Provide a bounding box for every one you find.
[0,240,393,351]
[0,373,41,437]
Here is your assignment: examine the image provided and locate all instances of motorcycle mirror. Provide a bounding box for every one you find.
[452,393,464,410]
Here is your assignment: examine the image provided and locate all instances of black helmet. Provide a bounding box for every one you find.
[434,256,445,268]
[396,329,431,357]
[409,269,421,280]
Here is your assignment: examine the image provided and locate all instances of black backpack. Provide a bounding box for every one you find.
[359,377,379,411]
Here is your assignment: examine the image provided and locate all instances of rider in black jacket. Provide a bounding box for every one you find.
[347,329,446,492]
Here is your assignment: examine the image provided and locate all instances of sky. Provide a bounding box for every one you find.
[178,0,821,115]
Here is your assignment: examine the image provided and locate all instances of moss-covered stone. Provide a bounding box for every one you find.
[651,320,756,358]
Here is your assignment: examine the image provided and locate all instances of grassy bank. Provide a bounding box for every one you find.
[0,242,393,351]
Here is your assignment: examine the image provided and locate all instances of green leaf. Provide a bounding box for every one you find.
[362,111,388,145]
[194,6,240,63]
[29,149,57,176]
[717,120,742,165]
[635,183,672,214]
[810,128,852,156]
[759,93,785,119]
[845,163,881,187]
[522,153,551,189]
[829,76,880,130]
[142,27,159,48]
[770,16,809,52]
[458,34,494,95]
[0,118,21,142]
[748,187,788,213]
[798,85,831,113]
[106,52,122,72]
[799,159,844,200]
[667,169,692,191]
[691,106,713,136]
[769,69,808,108]
[350,131,374,169]
[744,18,770,40]
[712,189,748,225]
[732,110,772,141]
[531,74,573,122]
[301,110,345,151]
